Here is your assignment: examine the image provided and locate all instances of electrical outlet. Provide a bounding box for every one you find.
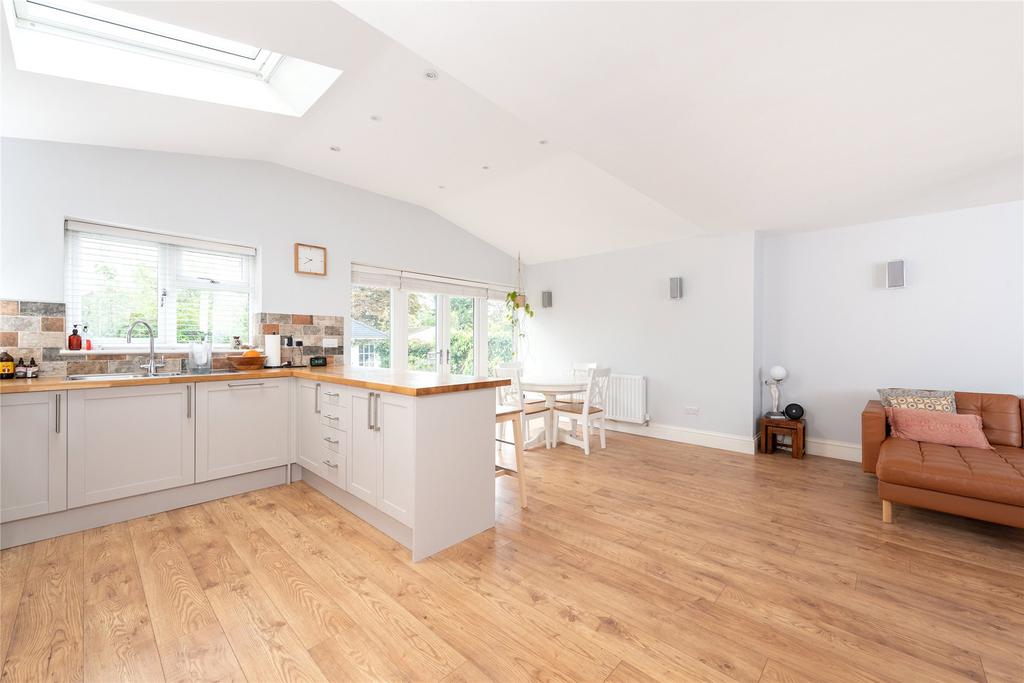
[683,406,700,416]
[323,338,338,348]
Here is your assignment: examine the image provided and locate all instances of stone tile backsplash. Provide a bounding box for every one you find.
[0,300,346,377]
[258,312,344,367]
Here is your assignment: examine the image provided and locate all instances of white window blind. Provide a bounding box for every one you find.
[351,263,511,300]
[64,221,256,347]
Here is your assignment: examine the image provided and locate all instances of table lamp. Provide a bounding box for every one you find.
[765,365,788,419]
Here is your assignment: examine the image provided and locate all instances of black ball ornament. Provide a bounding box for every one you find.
[784,403,804,420]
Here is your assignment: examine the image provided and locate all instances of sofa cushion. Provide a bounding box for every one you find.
[954,392,1022,447]
[876,438,1024,506]
[885,407,992,450]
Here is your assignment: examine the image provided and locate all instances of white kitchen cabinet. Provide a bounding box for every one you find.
[1,391,67,522]
[68,383,194,507]
[349,391,378,505]
[196,378,291,482]
[348,390,414,525]
[296,380,347,489]
[377,392,414,525]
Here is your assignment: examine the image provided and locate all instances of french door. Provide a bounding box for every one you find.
[405,293,479,374]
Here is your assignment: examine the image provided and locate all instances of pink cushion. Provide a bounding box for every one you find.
[885,407,993,450]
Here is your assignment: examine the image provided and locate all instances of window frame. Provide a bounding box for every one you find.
[349,266,516,376]
[64,220,258,350]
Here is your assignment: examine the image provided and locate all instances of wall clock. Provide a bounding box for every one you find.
[294,243,327,276]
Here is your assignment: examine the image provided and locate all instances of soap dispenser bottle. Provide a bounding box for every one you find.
[68,324,82,351]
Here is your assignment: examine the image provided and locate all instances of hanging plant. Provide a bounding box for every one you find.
[505,290,534,329]
[505,253,533,343]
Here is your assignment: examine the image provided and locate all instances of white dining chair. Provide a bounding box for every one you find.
[554,367,610,455]
[497,366,552,448]
[558,361,597,433]
[498,361,544,404]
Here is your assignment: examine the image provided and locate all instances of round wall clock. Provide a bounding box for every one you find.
[294,243,327,276]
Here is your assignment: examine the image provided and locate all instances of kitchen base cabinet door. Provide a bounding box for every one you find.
[1,391,67,522]
[378,393,414,526]
[349,391,378,506]
[296,379,324,476]
[196,378,291,482]
[68,384,194,507]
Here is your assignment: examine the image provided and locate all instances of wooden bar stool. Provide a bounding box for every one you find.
[495,406,528,508]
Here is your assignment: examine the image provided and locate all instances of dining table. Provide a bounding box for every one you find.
[519,376,588,449]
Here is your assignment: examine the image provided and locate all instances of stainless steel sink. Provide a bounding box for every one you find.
[65,369,239,381]
[66,372,184,381]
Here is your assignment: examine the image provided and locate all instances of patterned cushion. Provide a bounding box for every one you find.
[877,388,956,413]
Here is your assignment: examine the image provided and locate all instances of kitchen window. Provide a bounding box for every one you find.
[64,220,257,348]
[351,263,514,375]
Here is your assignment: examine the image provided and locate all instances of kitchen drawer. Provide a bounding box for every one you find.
[320,384,348,407]
[320,400,349,428]
[320,424,347,456]
[318,449,347,489]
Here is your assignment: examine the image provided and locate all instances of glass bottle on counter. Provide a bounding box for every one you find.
[14,358,26,379]
[27,358,38,378]
[68,324,82,351]
[0,351,14,379]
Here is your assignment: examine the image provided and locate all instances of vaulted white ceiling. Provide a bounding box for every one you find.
[3,1,1021,263]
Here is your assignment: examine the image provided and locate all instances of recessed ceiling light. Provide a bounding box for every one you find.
[438,185,446,189]
[482,165,490,170]
[423,69,439,80]
[329,145,340,152]
[538,140,549,145]
[369,114,382,122]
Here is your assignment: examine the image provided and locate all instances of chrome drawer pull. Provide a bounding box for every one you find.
[228,382,264,388]
[322,459,338,469]
[324,391,340,397]
[323,436,339,445]
[323,414,339,421]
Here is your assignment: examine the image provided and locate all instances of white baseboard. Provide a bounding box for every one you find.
[605,419,757,455]
[604,419,862,462]
[805,437,861,462]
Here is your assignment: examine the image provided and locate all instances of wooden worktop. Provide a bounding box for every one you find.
[0,366,509,397]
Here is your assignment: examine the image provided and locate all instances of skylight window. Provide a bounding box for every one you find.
[3,0,341,116]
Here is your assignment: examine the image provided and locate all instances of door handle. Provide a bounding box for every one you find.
[315,382,321,414]
[55,393,61,433]
[186,385,191,419]
[372,392,381,432]
[366,393,373,430]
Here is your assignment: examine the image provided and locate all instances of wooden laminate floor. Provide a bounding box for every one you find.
[2,432,1022,682]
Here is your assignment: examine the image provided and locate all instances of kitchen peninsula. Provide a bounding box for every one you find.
[0,367,508,561]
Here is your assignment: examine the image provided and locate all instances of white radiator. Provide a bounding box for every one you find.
[606,374,648,424]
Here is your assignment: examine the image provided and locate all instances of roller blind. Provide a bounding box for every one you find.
[351,263,511,300]
[64,221,256,346]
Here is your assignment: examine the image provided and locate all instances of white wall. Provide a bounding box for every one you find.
[761,201,1024,450]
[525,232,757,444]
[1,138,515,314]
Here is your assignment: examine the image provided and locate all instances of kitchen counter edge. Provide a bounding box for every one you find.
[0,367,510,397]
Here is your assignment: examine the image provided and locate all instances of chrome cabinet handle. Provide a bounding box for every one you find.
[186,385,191,419]
[228,382,264,388]
[55,393,61,433]
[366,393,373,430]
[315,382,321,414]
[322,459,338,469]
[323,436,339,445]
[324,391,340,397]
[323,414,339,421]
[372,392,381,432]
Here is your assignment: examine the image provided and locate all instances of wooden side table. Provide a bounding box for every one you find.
[759,417,805,459]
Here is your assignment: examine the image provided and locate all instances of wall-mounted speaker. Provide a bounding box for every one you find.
[885,259,905,289]
[669,277,684,299]
[541,291,553,308]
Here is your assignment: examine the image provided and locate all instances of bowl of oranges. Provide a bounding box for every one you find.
[227,349,267,371]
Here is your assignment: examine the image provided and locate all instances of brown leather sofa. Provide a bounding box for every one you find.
[862,392,1024,528]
